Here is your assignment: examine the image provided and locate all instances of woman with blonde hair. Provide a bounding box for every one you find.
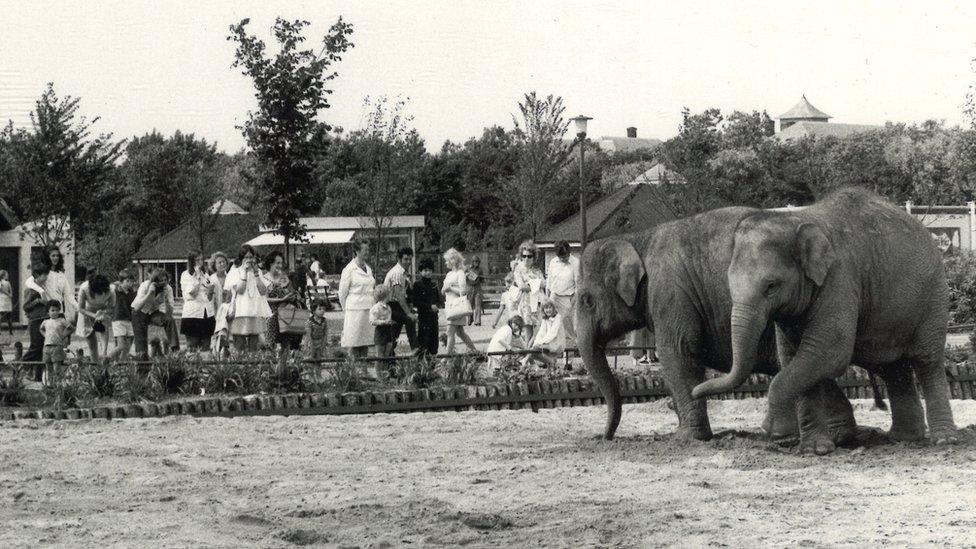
[512,239,546,343]
[441,247,478,354]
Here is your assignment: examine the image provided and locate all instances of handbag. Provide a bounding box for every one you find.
[277,303,311,335]
[445,295,473,322]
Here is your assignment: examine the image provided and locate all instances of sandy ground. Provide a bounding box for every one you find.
[3,400,976,547]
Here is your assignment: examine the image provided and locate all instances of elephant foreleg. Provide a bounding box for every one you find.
[877,363,926,441]
[658,345,711,441]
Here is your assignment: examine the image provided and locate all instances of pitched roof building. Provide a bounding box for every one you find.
[597,127,662,154]
[775,95,882,141]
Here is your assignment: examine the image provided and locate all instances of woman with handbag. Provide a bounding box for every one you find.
[179,251,216,352]
[263,251,305,352]
[441,247,477,355]
[76,273,116,363]
[512,240,546,344]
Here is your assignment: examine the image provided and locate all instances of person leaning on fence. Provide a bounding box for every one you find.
[523,299,567,369]
[76,273,116,363]
[303,298,330,360]
[412,259,443,356]
[487,314,526,376]
[369,283,396,359]
[385,246,419,354]
[39,300,72,385]
[22,263,52,374]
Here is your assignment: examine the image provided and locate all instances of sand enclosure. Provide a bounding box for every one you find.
[3,399,976,547]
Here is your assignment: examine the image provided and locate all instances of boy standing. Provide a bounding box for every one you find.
[411,259,443,356]
[39,300,72,385]
[23,264,51,379]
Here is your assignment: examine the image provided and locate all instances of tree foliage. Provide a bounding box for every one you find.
[228,17,354,253]
[0,83,123,248]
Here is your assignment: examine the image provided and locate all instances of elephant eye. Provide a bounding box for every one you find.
[763,280,781,296]
[580,293,594,309]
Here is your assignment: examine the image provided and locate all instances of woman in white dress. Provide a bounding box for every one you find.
[338,240,376,358]
[224,245,272,353]
[441,247,478,355]
[179,251,216,352]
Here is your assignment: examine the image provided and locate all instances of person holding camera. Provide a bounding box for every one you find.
[224,245,271,353]
[131,267,175,360]
[179,250,216,352]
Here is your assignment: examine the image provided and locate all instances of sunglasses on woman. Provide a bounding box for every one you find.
[521,254,533,258]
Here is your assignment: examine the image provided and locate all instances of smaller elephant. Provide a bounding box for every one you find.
[692,188,957,454]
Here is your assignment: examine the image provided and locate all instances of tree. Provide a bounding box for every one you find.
[228,16,354,261]
[0,83,123,249]
[510,93,572,239]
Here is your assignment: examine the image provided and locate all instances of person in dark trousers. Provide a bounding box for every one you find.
[466,256,484,326]
[411,259,443,356]
[384,247,419,354]
[22,264,52,379]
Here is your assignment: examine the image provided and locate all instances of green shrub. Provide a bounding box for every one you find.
[152,357,195,395]
[45,365,85,410]
[437,355,483,385]
[328,359,363,392]
[81,363,116,400]
[115,366,159,403]
[0,364,27,406]
[944,251,976,325]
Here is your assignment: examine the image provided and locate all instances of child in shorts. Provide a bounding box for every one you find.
[303,299,330,360]
[369,284,395,358]
[109,269,137,360]
[39,300,72,385]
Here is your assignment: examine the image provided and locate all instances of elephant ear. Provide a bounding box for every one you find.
[795,223,836,286]
[602,240,645,307]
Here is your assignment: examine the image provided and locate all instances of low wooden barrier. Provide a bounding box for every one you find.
[6,363,976,421]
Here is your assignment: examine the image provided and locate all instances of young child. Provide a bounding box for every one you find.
[109,269,137,361]
[0,269,13,336]
[23,265,51,381]
[369,284,396,358]
[411,259,443,356]
[303,298,330,360]
[39,300,72,385]
[524,300,566,369]
[492,272,520,329]
[486,314,526,376]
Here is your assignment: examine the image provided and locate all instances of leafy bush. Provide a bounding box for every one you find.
[944,252,976,325]
[327,359,363,392]
[437,355,483,385]
[388,356,439,388]
[80,363,116,400]
[152,357,195,395]
[0,365,27,406]
[115,366,159,403]
[45,366,85,410]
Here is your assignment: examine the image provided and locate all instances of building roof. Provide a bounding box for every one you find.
[777,95,832,121]
[597,136,662,154]
[629,162,683,185]
[132,213,264,261]
[208,200,248,215]
[775,121,882,141]
[536,183,678,245]
[267,216,425,232]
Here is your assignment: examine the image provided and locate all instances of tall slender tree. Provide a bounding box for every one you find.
[228,17,354,260]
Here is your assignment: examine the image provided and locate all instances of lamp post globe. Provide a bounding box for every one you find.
[569,115,593,250]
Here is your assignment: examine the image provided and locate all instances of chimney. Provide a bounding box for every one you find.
[626,127,637,138]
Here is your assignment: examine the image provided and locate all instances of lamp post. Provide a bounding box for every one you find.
[570,115,593,251]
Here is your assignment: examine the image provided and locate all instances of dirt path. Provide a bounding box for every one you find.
[2,399,976,547]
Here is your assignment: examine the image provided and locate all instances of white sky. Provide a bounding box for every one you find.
[2,1,975,152]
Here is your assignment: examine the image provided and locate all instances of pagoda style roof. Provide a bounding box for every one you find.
[777,95,831,121]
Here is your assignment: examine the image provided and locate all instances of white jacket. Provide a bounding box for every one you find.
[338,259,375,311]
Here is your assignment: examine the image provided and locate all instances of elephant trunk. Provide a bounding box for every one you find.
[578,327,622,440]
[692,302,765,399]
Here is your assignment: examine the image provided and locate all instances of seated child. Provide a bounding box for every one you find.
[486,314,526,376]
[39,300,73,385]
[303,299,330,360]
[369,284,396,358]
[524,300,566,368]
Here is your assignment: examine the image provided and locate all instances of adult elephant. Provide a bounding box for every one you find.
[692,188,957,454]
[576,206,865,443]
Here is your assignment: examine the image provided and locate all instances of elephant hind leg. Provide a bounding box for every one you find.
[911,348,958,444]
[658,343,712,441]
[877,363,926,442]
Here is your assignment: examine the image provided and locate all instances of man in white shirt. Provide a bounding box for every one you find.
[384,247,418,353]
[546,240,580,338]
